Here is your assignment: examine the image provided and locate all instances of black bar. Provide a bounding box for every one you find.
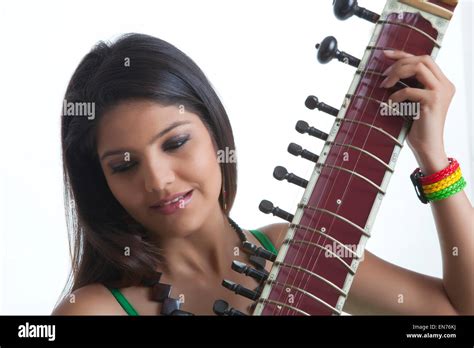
[0,315,472,346]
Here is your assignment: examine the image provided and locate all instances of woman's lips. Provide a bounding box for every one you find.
[149,190,193,215]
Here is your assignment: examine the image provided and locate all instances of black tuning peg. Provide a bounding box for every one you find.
[333,0,380,23]
[316,36,361,68]
[259,199,294,223]
[288,143,319,163]
[232,260,269,282]
[213,299,246,316]
[305,95,339,116]
[273,166,308,189]
[296,120,329,141]
[222,279,260,301]
[242,241,277,262]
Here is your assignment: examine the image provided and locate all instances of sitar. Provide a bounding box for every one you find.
[217,0,459,316]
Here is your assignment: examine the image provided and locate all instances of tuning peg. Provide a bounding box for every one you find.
[288,143,319,163]
[296,120,329,141]
[273,166,308,189]
[333,0,380,23]
[305,95,339,116]
[232,260,269,282]
[259,199,294,223]
[316,36,361,68]
[242,241,277,262]
[222,279,260,301]
[213,299,246,316]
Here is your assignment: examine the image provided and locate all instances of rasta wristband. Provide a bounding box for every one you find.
[422,167,462,194]
[419,158,459,185]
[410,158,466,204]
[425,177,466,202]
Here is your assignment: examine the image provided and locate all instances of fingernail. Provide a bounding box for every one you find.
[380,77,389,88]
[382,66,393,76]
[384,49,395,55]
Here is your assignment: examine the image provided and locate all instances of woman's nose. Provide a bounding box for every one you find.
[143,159,175,193]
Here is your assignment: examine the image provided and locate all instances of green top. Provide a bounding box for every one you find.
[107,229,277,316]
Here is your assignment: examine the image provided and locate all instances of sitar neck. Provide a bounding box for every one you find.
[253,0,458,316]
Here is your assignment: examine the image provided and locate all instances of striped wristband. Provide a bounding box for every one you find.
[410,158,467,204]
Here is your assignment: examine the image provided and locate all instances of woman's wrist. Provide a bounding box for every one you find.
[413,147,450,176]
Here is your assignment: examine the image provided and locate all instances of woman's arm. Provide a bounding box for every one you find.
[411,151,474,314]
[377,50,473,314]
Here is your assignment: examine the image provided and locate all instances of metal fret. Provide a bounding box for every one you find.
[285,238,355,274]
[376,20,441,47]
[298,204,370,237]
[274,260,348,297]
[316,162,386,194]
[258,298,311,316]
[355,67,410,88]
[338,118,404,147]
[327,141,394,172]
[266,279,342,315]
[290,223,362,259]
[347,94,390,110]
[366,45,396,51]
[346,93,413,123]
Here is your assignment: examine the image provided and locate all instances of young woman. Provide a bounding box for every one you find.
[53,33,473,316]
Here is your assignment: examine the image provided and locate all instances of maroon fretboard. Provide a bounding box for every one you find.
[254,0,458,316]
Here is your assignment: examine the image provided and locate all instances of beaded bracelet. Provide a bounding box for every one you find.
[410,158,467,204]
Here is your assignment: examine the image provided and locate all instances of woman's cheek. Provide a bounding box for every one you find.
[187,142,221,195]
[108,178,141,215]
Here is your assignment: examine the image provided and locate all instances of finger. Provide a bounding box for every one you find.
[384,52,445,81]
[380,62,439,89]
[383,50,414,60]
[405,55,445,81]
[388,87,429,104]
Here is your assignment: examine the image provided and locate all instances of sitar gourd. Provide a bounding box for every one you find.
[216,0,459,316]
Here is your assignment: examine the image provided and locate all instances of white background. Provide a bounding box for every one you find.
[0,0,472,314]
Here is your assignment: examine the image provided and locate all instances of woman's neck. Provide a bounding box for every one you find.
[156,209,241,282]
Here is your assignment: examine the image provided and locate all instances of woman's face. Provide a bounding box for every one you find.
[96,99,222,239]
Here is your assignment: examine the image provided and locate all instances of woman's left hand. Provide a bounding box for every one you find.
[380,50,455,174]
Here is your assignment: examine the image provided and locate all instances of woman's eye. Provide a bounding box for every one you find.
[111,161,137,174]
[163,135,190,151]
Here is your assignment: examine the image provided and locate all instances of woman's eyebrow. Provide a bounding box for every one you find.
[100,120,191,161]
[147,120,191,145]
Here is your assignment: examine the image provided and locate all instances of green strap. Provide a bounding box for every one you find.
[108,287,139,316]
[249,229,278,254]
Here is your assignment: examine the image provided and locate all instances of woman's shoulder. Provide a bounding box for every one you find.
[52,283,126,315]
[253,222,289,250]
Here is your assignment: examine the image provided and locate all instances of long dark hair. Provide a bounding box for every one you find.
[59,33,237,299]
